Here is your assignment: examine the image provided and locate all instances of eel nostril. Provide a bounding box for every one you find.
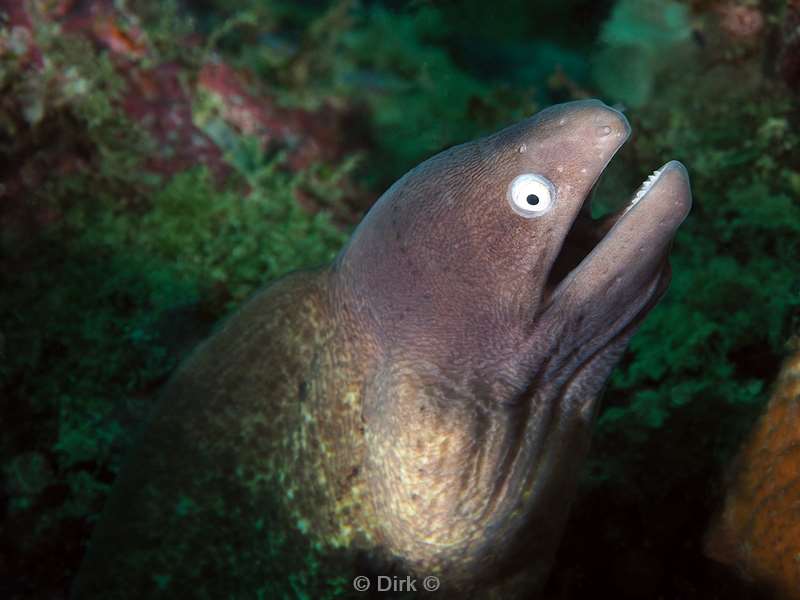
[596,125,613,137]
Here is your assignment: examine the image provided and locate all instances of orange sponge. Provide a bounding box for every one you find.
[706,337,800,599]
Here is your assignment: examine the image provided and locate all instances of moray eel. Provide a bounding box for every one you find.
[73,99,691,599]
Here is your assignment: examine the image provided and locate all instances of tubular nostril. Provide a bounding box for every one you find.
[599,106,630,137]
[581,100,632,141]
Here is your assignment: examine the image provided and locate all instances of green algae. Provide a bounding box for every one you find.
[594,65,800,463]
[198,0,539,186]
[0,4,348,578]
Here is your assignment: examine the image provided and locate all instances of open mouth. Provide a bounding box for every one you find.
[545,161,682,294]
[626,166,666,214]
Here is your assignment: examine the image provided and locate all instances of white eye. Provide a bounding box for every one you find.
[507,173,556,218]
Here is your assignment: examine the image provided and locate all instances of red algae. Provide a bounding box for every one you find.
[0,0,367,209]
[706,336,800,599]
[714,2,764,39]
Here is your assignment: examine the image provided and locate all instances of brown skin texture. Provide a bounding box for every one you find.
[73,100,691,599]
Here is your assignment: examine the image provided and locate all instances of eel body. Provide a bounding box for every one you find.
[706,336,800,599]
[73,100,692,599]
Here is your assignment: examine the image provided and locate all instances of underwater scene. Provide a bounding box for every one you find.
[1,0,800,598]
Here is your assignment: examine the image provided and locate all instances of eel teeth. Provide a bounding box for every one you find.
[629,167,664,209]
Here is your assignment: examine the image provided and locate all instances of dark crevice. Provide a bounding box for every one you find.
[545,192,618,294]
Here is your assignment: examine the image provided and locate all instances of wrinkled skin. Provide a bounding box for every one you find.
[73,100,691,599]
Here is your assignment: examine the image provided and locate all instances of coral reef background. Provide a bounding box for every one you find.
[0,0,798,598]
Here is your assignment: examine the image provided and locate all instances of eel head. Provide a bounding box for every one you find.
[334,99,691,589]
